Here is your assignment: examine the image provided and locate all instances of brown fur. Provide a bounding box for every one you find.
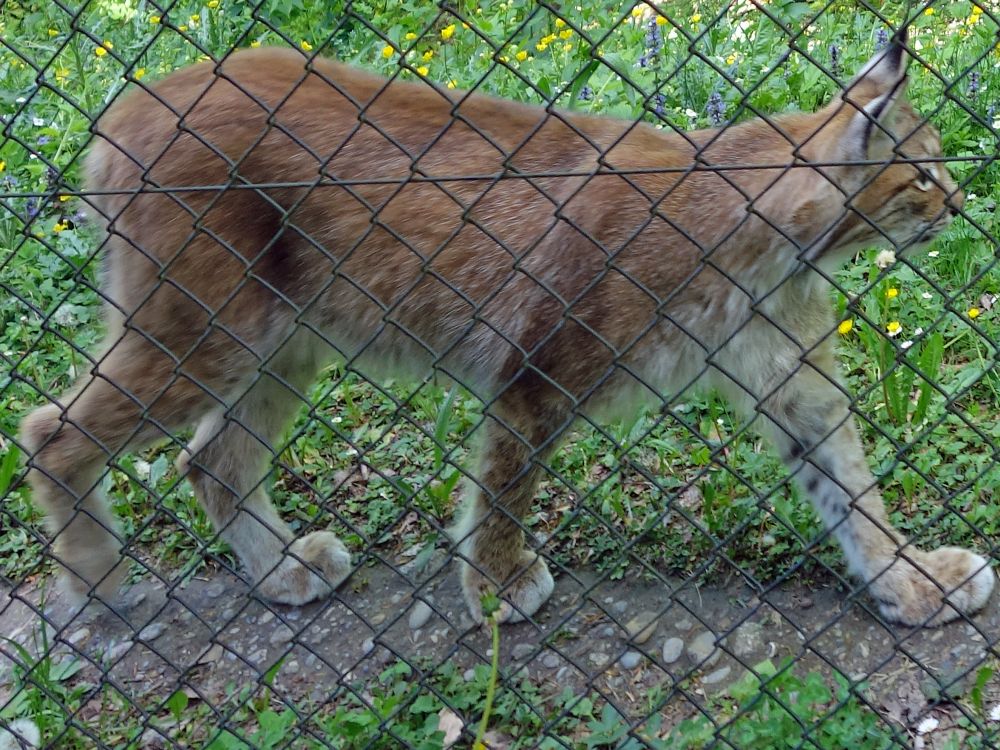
[20,41,994,626]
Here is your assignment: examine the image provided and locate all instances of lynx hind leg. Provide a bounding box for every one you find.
[19,337,212,607]
[178,342,351,606]
[755,347,995,627]
[455,384,566,624]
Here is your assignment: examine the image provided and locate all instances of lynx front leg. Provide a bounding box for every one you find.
[760,346,995,627]
[455,384,568,623]
[179,345,352,606]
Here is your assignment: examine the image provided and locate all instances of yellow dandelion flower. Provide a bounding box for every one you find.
[968,307,981,319]
[405,32,418,40]
[440,24,456,40]
[424,49,436,60]
[555,18,566,28]
[886,321,901,334]
[95,46,107,57]
[536,41,548,51]
[447,79,457,89]
[382,44,394,58]
[691,13,702,23]
[300,40,312,51]
[498,54,508,62]
[189,14,199,24]
[837,319,853,335]
[461,22,469,29]
[515,49,528,61]
[250,40,261,47]
[726,53,736,65]
[542,33,557,44]
[0,160,5,172]
[59,194,71,202]
[631,7,643,18]
[562,42,572,51]
[135,67,146,79]
[416,65,429,76]
[208,0,219,7]
[48,28,59,37]
[150,14,161,24]
[923,7,934,14]
[656,15,667,25]
[53,221,68,234]
[178,25,188,31]
[973,3,983,13]
[559,29,573,39]
[886,287,899,299]
[103,39,113,48]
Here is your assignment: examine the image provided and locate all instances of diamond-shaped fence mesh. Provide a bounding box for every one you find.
[1,0,999,747]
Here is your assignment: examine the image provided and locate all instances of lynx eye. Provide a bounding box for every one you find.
[915,163,939,191]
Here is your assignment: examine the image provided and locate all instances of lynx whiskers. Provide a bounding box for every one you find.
[21,32,993,627]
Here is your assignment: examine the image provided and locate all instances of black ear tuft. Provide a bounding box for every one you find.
[886,27,908,68]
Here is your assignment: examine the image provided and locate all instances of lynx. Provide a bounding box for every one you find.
[21,35,994,628]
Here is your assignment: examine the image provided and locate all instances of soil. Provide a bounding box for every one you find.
[1,551,998,748]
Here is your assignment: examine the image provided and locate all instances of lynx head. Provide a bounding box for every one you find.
[804,30,962,262]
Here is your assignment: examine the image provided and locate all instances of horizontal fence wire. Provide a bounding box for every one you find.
[1,1,999,749]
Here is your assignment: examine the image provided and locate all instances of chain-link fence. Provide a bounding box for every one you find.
[1,0,999,747]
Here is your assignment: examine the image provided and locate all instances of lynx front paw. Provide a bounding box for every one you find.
[58,539,128,609]
[461,552,554,624]
[872,547,995,627]
[256,531,352,606]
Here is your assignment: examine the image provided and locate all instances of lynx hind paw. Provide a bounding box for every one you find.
[461,553,555,624]
[875,547,995,627]
[257,531,352,607]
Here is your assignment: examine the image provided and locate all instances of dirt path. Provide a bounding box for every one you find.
[2,553,998,746]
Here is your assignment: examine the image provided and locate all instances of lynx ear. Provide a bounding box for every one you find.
[842,30,910,161]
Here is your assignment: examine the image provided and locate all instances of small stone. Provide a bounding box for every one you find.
[556,666,571,681]
[107,641,132,662]
[221,608,236,620]
[409,601,433,630]
[370,613,386,626]
[613,601,628,615]
[729,622,763,658]
[132,591,147,607]
[138,623,165,642]
[511,643,534,661]
[463,668,476,682]
[141,728,167,748]
[198,644,224,664]
[390,593,403,605]
[600,626,616,638]
[361,639,375,655]
[206,583,225,598]
[687,632,719,666]
[284,660,300,674]
[249,648,267,664]
[675,618,693,631]
[625,612,658,645]
[542,652,561,669]
[703,666,731,685]
[270,626,294,646]
[661,637,684,664]
[619,651,642,669]
[589,652,609,668]
[67,627,90,646]
[257,611,274,625]
[857,642,869,659]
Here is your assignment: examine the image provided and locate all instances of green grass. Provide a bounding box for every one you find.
[1,0,999,747]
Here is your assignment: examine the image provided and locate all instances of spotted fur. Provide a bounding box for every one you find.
[20,37,993,626]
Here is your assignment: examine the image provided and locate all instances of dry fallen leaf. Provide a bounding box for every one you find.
[437,707,463,748]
